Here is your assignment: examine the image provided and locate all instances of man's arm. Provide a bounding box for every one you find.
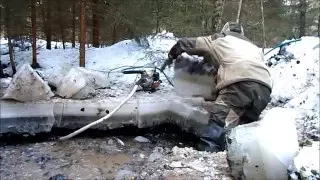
[169,37,210,58]
[168,35,220,69]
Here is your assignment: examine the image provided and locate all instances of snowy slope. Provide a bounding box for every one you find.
[1,31,177,92]
[266,37,319,141]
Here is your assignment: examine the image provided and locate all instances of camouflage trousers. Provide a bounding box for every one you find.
[197,81,271,152]
[210,81,271,129]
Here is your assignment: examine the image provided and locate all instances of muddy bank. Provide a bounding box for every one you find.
[0,124,232,180]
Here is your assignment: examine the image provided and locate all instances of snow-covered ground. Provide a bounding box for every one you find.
[1,31,319,178]
[264,37,320,142]
[1,32,177,94]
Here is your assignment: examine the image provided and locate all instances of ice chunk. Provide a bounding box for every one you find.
[134,136,150,143]
[227,107,299,180]
[56,68,87,98]
[172,53,217,100]
[55,67,108,99]
[2,64,54,102]
[0,77,12,88]
[74,67,109,89]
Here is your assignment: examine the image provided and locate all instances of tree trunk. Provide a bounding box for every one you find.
[155,0,161,33]
[128,26,134,39]
[46,0,52,50]
[92,0,100,47]
[0,7,3,78]
[112,23,117,44]
[58,0,65,49]
[201,0,205,34]
[299,0,306,37]
[31,0,40,68]
[236,0,243,23]
[72,0,76,48]
[260,0,266,49]
[79,0,86,67]
[318,14,320,37]
[4,1,17,75]
[217,0,226,30]
[0,60,5,78]
[211,0,222,33]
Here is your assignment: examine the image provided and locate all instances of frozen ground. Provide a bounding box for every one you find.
[0,32,319,179]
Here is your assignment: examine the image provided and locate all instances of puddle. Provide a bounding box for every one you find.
[0,124,232,180]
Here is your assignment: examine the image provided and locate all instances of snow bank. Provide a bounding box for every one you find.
[1,31,177,91]
[266,37,320,141]
[264,37,319,179]
[292,141,320,179]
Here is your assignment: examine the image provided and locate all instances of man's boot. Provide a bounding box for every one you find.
[196,121,227,153]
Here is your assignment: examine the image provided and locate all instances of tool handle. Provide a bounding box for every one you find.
[160,55,174,71]
[122,70,144,74]
[160,61,168,72]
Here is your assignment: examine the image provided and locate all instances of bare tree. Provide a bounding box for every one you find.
[58,0,66,49]
[212,0,223,33]
[318,14,320,37]
[236,0,243,23]
[31,0,40,68]
[0,6,5,78]
[46,0,52,50]
[260,0,266,49]
[40,0,52,50]
[217,0,226,30]
[4,0,16,74]
[299,0,307,37]
[92,0,100,47]
[79,0,86,67]
[155,0,161,33]
[0,60,5,78]
[72,0,76,48]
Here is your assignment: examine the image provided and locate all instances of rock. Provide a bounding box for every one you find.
[148,147,164,162]
[49,174,67,180]
[148,151,164,162]
[114,169,138,180]
[35,154,51,165]
[140,171,148,179]
[107,139,114,145]
[0,77,12,88]
[169,161,182,168]
[2,64,54,102]
[55,67,108,99]
[134,136,150,143]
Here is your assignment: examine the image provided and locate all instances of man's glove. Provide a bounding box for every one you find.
[167,38,197,64]
[168,42,185,61]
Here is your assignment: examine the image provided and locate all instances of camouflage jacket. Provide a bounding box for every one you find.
[170,32,273,92]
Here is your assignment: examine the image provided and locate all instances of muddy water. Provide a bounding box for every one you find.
[1,125,216,180]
